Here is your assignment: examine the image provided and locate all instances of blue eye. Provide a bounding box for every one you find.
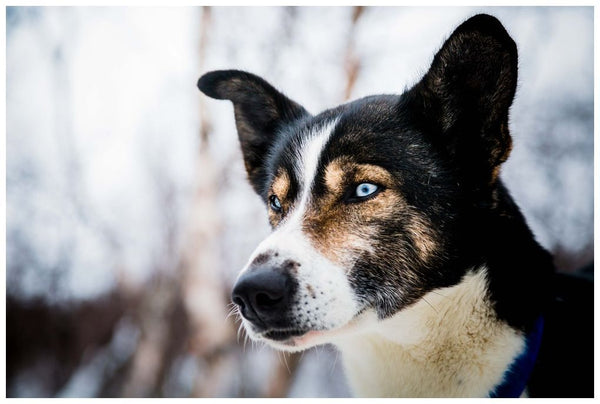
[355,183,379,198]
[269,195,282,212]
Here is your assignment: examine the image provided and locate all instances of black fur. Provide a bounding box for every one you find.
[198,70,309,195]
[411,13,517,191]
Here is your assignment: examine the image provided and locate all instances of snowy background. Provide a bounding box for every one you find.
[6,6,593,397]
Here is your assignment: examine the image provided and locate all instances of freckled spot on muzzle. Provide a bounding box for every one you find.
[252,251,275,267]
[283,259,301,274]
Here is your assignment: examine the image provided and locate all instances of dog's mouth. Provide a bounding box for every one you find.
[244,310,375,352]
[254,309,372,347]
[261,328,308,342]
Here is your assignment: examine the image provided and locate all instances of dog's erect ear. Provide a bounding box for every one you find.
[198,70,309,195]
[411,14,518,186]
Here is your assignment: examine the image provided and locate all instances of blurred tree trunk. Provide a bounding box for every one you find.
[184,3,235,359]
[120,276,187,397]
[182,6,237,397]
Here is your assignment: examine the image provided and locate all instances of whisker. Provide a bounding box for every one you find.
[422,296,439,313]
[331,348,340,376]
[243,329,249,351]
[283,352,291,374]
[237,322,244,344]
[430,290,449,299]
[226,306,238,321]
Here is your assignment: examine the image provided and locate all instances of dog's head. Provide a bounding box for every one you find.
[198,14,517,351]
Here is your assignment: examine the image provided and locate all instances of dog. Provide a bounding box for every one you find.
[197,14,593,397]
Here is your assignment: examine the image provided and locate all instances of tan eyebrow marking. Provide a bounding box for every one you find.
[324,157,396,194]
[324,157,348,193]
[271,167,291,198]
[354,164,396,187]
[268,168,292,227]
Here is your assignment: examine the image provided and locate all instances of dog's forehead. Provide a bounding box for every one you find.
[270,94,421,195]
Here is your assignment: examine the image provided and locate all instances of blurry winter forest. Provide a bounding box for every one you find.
[6,6,593,398]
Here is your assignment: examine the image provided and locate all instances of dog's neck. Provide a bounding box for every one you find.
[332,269,526,397]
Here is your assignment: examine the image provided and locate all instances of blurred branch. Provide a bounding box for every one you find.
[199,6,213,146]
[343,6,365,101]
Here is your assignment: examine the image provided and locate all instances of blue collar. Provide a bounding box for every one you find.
[489,316,544,398]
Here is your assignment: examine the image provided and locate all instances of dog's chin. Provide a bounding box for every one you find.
[261,329,333,352]
[243,325,328,352]
[243,311,374,352]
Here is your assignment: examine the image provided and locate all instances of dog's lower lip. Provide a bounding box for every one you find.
[263,329,307,341]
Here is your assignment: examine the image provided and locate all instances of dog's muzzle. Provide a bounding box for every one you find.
[231,266,301,340]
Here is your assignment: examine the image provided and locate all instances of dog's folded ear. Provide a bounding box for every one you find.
[198,70,309,195]
[411,14,518,186]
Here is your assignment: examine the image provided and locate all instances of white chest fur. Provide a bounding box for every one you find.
[332,269,525,397]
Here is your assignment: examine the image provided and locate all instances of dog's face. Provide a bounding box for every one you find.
[198,14,517,351]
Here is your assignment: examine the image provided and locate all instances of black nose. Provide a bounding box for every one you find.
[231,269,294,327]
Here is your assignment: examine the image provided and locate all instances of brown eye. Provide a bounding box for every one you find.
[269,195,282,212]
